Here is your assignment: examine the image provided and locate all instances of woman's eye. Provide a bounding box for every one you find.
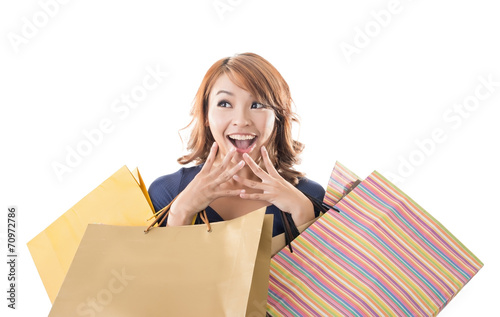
[251,102,265,109]
[217,101,231,108]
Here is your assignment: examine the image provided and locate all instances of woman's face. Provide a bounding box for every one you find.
[207,73,276,163]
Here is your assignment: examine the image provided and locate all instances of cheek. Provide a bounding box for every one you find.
[259,112,276,138]
[207,110,228,135]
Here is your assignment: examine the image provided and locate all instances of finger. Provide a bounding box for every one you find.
[214,189,245,197]
[201,142,218,173]
[239,190,273,202]
[261,146,281,178]
[242,153,271,181]
[219,146,236,170]
[232,174,273,191]
[214,159,245,185]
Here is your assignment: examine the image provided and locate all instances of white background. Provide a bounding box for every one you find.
[1,0,499,316]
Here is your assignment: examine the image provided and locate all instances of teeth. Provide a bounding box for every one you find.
[229,134,256,140]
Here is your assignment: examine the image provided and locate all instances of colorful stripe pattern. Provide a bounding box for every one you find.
[324,162,360,207]
[268,170,483,316]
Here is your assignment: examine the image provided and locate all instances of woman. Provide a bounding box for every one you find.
[148,52,325,236]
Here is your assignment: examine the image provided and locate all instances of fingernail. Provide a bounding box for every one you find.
[239,160,245,166]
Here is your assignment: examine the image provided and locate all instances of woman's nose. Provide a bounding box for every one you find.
[232,107,250,126]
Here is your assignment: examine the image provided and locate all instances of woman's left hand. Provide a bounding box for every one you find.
[232,146,315,226]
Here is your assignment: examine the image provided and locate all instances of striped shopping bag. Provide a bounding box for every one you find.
[323,161,360,207]
[267,167,483,316]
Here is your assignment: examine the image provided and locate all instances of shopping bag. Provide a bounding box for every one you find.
[267,167,483,316]
[28,166,154,303]
[323,161,361,207]
[271,162,361,256]
[49,208,273,317]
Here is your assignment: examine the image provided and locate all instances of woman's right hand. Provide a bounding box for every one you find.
[167,142,245,226]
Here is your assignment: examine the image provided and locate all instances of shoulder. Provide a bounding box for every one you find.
[148,165,203,211]
[296,176,325,201]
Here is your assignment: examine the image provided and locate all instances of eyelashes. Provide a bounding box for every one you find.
[251,102,266,109]
[216,100,268,109]
[217,100,231,108]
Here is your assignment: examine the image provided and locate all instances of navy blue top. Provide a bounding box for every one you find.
[148,165,326,237]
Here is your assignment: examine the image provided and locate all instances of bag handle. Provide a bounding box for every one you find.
[279,192,330,254]
[144,195,212,233]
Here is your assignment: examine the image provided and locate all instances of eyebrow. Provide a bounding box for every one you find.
[215,90,234,96]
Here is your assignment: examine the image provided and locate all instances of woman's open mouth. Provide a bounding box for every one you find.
[227,134,257,153]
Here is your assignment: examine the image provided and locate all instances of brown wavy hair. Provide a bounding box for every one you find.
[178,52,305,185]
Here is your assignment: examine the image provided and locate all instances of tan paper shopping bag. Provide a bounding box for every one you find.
[49,208,273,317]
[27,166,154,303]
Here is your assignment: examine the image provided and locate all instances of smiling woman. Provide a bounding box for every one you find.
[207,73,275,157]
[148,52,325,236]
